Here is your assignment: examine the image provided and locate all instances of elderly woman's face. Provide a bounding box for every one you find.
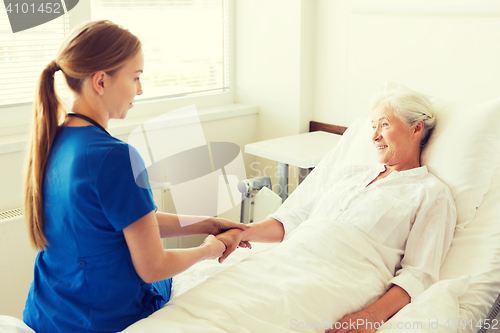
[371,104,420,170]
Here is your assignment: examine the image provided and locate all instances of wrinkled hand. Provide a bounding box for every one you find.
[207,217,248,236]
[327,310,380,333]
[215,229,251,263]
[201,235,226,260]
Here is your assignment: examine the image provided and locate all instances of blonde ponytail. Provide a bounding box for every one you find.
[24,60,62,250]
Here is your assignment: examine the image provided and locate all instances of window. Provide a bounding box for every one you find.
[0,7,70,106]
[91,0,230,101]
[0,0,230,107]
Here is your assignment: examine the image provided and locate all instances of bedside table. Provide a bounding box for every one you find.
[245,131,342,202]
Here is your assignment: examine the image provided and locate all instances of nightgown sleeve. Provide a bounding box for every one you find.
[388,183,457,299]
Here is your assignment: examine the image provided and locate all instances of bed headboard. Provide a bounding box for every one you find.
[309,121,347,135]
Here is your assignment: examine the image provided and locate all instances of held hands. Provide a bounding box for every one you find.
[202,218,251,262]
[200,235,226,260]
[215,229,251,263]
[206,217,248,236]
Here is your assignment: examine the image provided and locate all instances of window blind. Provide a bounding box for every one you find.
[0,4,70,107]
[91,0,230,101]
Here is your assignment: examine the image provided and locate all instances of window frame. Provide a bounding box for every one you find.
[0,0,235,137]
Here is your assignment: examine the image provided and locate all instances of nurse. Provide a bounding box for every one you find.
[23,20,245,333]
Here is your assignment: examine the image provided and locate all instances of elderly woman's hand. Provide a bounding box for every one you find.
[326,309,381,333]
[215,229,251,263]
[327,286,410,333]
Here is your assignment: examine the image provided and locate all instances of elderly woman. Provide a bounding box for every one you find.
[217,90,457,333]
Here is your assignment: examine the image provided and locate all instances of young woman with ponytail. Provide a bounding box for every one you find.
[23,20,246,333]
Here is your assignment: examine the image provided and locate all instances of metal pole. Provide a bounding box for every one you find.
[276,162,289,202]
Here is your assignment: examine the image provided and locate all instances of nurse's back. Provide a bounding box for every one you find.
[24,126,160,333]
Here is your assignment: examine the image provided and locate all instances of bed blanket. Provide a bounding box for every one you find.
[122,218,395,333]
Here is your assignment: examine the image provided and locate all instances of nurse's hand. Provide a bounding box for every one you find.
[201,235,226,260]
[206,217,248,236]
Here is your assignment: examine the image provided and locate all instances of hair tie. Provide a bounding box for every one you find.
[50,60,61,73]
[422,111,434,119]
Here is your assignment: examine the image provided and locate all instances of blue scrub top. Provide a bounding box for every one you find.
[23,126,171,333]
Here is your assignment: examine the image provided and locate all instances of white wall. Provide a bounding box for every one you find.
[0,152,25,212]
[314,0,500,127]
[234,0,500,195]
[234,0,315,191]
[0,217,38,319]
[235,0,315,140]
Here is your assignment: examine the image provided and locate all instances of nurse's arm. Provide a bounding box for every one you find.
[124,210,226,283]
[155,212,247,238]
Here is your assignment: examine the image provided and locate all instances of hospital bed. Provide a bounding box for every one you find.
[122,83,500,333]
[121,82,500,333]
[1,82,499,333]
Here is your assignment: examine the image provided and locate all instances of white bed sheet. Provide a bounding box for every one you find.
[0,315,35,333]
[123,220,396,333]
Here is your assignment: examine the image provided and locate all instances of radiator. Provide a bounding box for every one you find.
[0,208,38,320]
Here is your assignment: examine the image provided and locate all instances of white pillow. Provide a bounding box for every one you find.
[380,82,500,230]
[440,157,500,332]
[378,275,471,333]
[0,316,35,333]
[322,116,377,168]
[274,117,376,217]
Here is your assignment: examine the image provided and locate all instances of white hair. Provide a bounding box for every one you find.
[371,90,437,149]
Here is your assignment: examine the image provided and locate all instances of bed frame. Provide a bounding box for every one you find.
[309,121,347,136]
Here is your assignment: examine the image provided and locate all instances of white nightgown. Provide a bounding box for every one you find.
[270,164,457,299]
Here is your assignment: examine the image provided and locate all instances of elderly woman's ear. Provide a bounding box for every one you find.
[414,120,425,136]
